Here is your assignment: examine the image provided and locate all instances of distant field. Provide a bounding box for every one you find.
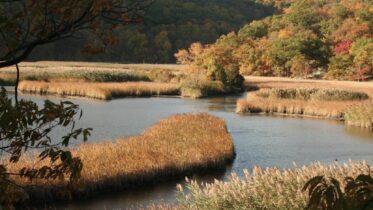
[245,76,373,97]
[0,61,187,73]
[3,62,373,96]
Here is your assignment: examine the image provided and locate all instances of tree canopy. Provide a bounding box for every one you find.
[179,0,373,81]
[0,0,152,68]
[27,0,274,63]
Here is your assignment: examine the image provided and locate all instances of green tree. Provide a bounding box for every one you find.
[154,31,173,63]
[325,54,354,80]
[238,20,268,39]
[351,38,373,68]
[27,0,274,63]
[286,0,320,29]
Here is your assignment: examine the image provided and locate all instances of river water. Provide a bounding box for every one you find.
[16,93,373,209]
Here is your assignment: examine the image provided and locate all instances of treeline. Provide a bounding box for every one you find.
[28,0,273,63]
[178,0,373,81]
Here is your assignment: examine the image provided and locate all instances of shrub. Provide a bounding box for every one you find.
[178,35,245,94]
[181,75,225,99]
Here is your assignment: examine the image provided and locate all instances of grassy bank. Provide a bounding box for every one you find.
[0,69,182,86]
[237,88,373,130]
[245,76,373,97]
[255,88,369,101]
[5,113,235,205]
[175,161,371,210]
[0,62,184,87]
[18,81,180,100]
[237,91,361,120]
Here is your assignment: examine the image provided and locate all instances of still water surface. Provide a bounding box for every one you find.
[18,93,373,209]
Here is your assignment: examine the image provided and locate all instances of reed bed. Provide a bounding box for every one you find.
[0,62,186,74]
[245,76,373,97]
[345,102,373,130]
[4,113,235,205]
[236,92,357,120]
[18,81,180,100]
[256,88,369,101]
[0,70,150,84]
[175,161,371,210]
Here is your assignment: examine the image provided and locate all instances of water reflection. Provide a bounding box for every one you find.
[344,126,373,142]
[54,168,230,210]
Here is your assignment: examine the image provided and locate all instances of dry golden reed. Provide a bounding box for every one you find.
[18,81,180,100]
[5,113,234,204]
[236,92,358,120]
[245,76,373,97]
[176,161,371,210]
[0,61,186,74]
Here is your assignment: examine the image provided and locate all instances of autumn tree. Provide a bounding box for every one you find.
[180,0,372,81]
[351,38,373,81]
[325,54,354,80]
[289,54,312,78]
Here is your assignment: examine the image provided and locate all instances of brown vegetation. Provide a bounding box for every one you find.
[4,113,235,205]
[239,77,373,129]
[245,76,373,97]
[18,81,180,100]
[0,62,186,74]
[236,92,357,120]
[175,161,371,210]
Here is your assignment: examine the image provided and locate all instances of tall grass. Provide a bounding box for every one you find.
[18,81,180,100]
[245,76,373,97]
[256,88,369,101]
[236,92,356,119]
[176,161,371,210]
[0,62,186,74]
[5,113,235,205]
[345,102,373,130]
[0,71,150,84]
